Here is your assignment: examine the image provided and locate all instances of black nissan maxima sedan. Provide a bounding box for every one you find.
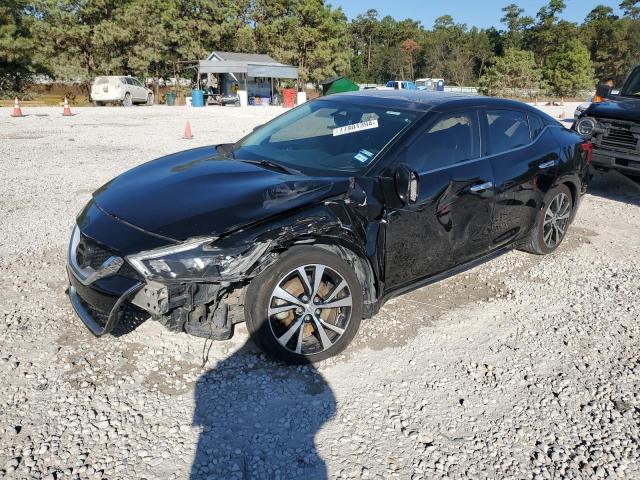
[67,91,591,363]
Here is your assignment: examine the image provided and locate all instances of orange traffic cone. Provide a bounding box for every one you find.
[10,97,23,117]
[62,97,73,116]
[183,121,193,139]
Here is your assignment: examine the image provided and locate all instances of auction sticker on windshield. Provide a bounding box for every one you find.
[333,119,379,137]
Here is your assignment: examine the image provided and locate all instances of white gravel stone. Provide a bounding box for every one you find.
[0,105,638,479]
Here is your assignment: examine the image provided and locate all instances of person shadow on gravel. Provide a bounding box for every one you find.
[190,339,335,480]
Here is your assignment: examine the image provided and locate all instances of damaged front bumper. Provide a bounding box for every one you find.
[67,266,143,336]
[66,226,274,338]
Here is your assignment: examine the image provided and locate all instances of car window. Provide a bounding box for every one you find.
[404,111,480,172]
[528,113,545,140]
[486,110,531,155]
[233,99,419,176]
[132,78,143,87]
[620,67,640,97]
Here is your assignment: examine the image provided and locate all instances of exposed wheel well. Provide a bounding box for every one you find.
[563,180,577,210]
[312,243,378,311]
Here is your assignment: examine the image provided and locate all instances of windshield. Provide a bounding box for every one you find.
[232,98,419,176]
[620,68,640,97]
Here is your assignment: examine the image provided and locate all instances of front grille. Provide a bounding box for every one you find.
[599,123,639,153]
[76,234,114,270]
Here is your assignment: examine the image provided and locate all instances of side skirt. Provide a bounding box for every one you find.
[372,246,512,314]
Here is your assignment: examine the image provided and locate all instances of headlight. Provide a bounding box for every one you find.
[127,237,248,282]
[576,117,597,137]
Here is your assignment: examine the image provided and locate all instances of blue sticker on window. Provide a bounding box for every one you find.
[353,149,374,163]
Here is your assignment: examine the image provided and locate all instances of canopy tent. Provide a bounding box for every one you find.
[198,51,299,99]
[198,60,298,79]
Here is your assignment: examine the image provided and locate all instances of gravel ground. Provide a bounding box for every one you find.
[0,103,639,480]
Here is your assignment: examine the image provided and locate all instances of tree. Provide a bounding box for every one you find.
[424,16,476,86]
[581,5,629,83]
[479,48,541,97]
[280,0,351,86]
[400,39,420,80]
[543,38,594,98]
[500,3,534,49]
[0,0,47,95]
[620,0,640,19]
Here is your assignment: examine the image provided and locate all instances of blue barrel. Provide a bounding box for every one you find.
[191,89,204,107]
[436,80,445,92]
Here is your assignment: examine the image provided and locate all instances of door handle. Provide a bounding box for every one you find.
[539,160,555,169]
[469,181,494,192]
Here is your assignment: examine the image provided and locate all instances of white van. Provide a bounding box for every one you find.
[90,76,154,106]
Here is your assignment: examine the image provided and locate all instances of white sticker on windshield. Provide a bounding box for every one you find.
[333,119,379,137]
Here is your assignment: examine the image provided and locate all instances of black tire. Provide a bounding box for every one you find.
[146,93,154,106]
[122,92,132,107]
[94,101,105,107]
[245,246,363,364]
[519,184,573,255]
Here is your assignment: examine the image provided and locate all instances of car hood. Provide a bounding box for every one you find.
[92,145,350,241]
[586,97,640,122]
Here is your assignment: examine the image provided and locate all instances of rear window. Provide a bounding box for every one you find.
[95,77,109,84]
[486,110,531,155]
[528,113,545,139]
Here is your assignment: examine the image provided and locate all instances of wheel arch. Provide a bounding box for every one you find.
[217,203,381,316]
[309,242,378,312]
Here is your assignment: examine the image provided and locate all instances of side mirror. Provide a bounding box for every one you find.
[594,84,612,102]
[394,164,419,204]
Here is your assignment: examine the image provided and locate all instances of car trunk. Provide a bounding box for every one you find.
[91,77,122,95]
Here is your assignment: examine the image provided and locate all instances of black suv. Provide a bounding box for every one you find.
[67,92,590,363]
[574,65,640,179]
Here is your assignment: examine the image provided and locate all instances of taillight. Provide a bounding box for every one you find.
[580,141,593,165]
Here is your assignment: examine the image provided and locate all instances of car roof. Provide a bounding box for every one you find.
[325,90,541,114]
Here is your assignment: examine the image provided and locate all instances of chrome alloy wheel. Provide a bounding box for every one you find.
[543,192,571,248]
[268,264,352,356]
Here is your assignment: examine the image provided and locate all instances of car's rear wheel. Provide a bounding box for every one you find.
[122,93,132,107]
[245,246,362,364]
[146,93,154,106]
[94,101,105,107]
[520,184,573,255]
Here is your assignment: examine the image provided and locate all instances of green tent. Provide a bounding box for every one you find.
[321,76,360,95]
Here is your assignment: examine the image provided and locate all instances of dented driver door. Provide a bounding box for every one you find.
[384,109,496,290]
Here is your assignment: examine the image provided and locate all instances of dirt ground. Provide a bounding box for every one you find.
[0,103,638,480]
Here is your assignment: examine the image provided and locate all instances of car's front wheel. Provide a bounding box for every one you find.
[146,93,154,106]
[245,246,362,364]
[520,184,573,255]
[122,92,132,107]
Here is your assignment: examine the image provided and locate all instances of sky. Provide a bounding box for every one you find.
[331,0,624,29]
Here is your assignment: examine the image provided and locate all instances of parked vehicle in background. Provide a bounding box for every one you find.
[377,81,417,90]
[66,91,591,364]
[90,76,154,107]
[415,78,445,91]
[573,65,640,180]
[573,90,620,119]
